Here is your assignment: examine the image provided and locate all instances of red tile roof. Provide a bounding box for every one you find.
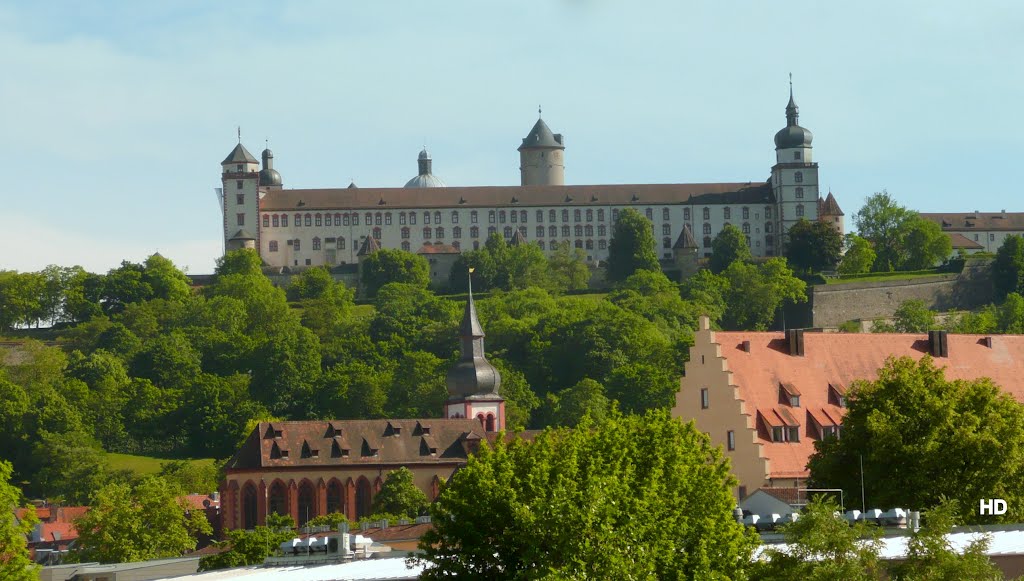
[180,494,220,511]
[360,523,432,542]
[417,244,460,255]
[711,330,1024,479]
[53,506,89,523]
[946,232,985,249]
[37,522,77,542]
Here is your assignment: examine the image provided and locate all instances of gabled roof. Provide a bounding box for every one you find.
[673,224,698,249]
[417,244,460,255]
[947,232,985,250]
[821,192,844,216]
[222,143,258,165]
[508,229,528,246]
[356,236,381,256]
[920,212,1024,232]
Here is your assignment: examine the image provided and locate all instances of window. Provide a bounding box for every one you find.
[772,427,784,442]
[372,228,381,240]
[598,224,606,236]
[703,223,711,235]
[586,239,593,249]
[401,227,410,239]
[990,233,996,242]
[338,237,345,250]
[585,224,593,236]
[305,214,312,227]
[471,226,479,238]
[612,209,620,221]
[401,241,410,251]
[765,207,772,219]
[365,212,372,224]
[451,211,459,224]
[723,207,731,220]
[794,171,803,183]
[424,212,431,225]
[974,234,979,241]
[510,210,516,223]
[822,425,840,439]
[662,224,671,235]
[575,225,583,236]
[700,388,709,409]
[236,164,242,171]
[520,210,528,223]
[598,239,607,250]
[645,208,653,220]
[519,226,527,236]
[385,213,392,225]
[684,208,691,220]
[539,241,546,250]
[598,209,605,221]
[269,240,278,252]
[794,151,801,160]
[788,427,800,442]
[766,234,774,247]
[434,227,443,238]
[727,430,735,451]
[662,208,670,221]
[796,204,805,217]
[703,207,710,220]
[574,209,581,222]
[453,226,462,238]
[341,214,348,226]
[325,214,333,227]
[504,226,513,238]
[746,235,751,247]
[400,212,407,225]
[281,215,289,227]
[294,239,300,251]
[489,211,496,224]
[236,180,243,190]
[562,225,570,237]
[703,236,712,248]
[796,187,804,199]
[536,226,544,237]
[742,223,750,234]
[663,237,671,249]
[272,215,279,227]
[549,225,557,237]
[536,210,544,222]
[488,226,496,236]
[575,240,583,248]
[408,212,415,225]
[236,213,245,226]
[315,214,323,227]
[562,209,569,222]
[742,207,749,219]
[433,211,441,224]
[236,193,245,205]
[586,209,593,222]
[473,241,480,250]
[549,209,557,222]
[766,223,773,233]
[313,237,321,250]
[263,215,269,227]
[423,227,431,238]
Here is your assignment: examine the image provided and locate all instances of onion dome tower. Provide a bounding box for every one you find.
[771,76,820,236]
[258,148,283,187]
[444,270,504,432]
[404,148,447,188]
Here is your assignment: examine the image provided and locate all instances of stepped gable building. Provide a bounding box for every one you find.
[673,316,1024,501]
[218,87,844,267]
[219,280,510,530]
[919,211,1024,254]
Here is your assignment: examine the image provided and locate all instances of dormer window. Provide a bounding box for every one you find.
[822,425,842,440]
[772,426,784,442]
[780,383,801,407]
[829,383,847,408]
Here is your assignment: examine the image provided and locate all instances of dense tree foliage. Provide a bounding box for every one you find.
[370,467,429,518]
[753,497,883,580]
[71,476,212,563]
[808,356,1024,524]
[853,192,950,271]
[838,234,876,275]
[0,460,38,581]
[784,218,843,274]
[359,248,430,297]
[683,258,806,330]
[870,299,938,333]
[992,234,1024,300]
[198,526,293,571]
[606,208,660,282]
[417,411,759,579]
[709,223,752,274]
[888,500,1001,580]
[449,235,588,293]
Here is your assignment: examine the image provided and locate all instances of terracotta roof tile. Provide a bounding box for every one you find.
[417,244,460,254]
[946,232,985,249]
[37,522,77,542]
[180,494,220,511]
[711,330,1024,479]
[54,506,89,523]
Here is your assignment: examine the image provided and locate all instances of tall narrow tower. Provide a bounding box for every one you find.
[771,80,819,245]
[445,271,504,432]
[518,108,565,186]
[221,138,261,253]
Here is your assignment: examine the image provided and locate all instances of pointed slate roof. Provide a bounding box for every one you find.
[519,118,564,150]
[822,192,844,216]
[357,235,381,256]
[347,181,358,189]
[229,229,256,240]
[673,224,698,250]
[458,277,485,338]
[447,273,500,399]
[222,143,258,165]
[508,228,528,246]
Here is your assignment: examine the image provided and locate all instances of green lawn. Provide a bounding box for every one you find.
[106,453,216,476]
[824,271,946,285]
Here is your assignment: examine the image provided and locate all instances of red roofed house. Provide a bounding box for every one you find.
[673,316,1024,499]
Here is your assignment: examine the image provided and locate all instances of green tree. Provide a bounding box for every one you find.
[370,467,429,519]
[606,208,660,282]
[808,356,1024,524]
[888,500,1001,580]
[784,218,843,274]
[605,362,677,414]
[72,476,212,564]
[142,254,192,303]
[709,223,752,274]
[682,269,730,324]
[198,526,293,571]
[871,299,937,333]
[30,429,111,504]
[360,248,430,297]
[0,271,43,330]
[101,261,154,314]
[853,191,917,271]
[838,234,877,275]
[753,497,883,581]
[719,258,807,330]
[993,234,1024,299]
[215,248,263,277]
[504,242,551,290]
[550,378,611,427]
[547,241,590,291]
[286,266,335,301]
[902,218,952,271]
[158,461,221,495]
[1,460,39,581]
[417,411,758,579]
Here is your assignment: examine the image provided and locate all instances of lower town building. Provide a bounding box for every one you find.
[921,211,1024,254]
[672,316,1024,499]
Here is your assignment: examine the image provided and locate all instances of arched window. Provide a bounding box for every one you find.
[703,223,712,235]
[313,237,321,250]
[499,210,507,224]
[586,209,593,222]
[423,211,431,225]
[703,236,712,248]
[702,208,710,220]
[400,212,407,225]
[269,481,288,518]
[294,239,301,251]
[723,208,731,220]
[536,210,544,222]
[372,228,381,240]
[742,223,750,234]
[663,237,671,249]
[375,213,382,226]
[549,225,557,237]
[510,211,517,223]
[536,226,544,237]
[549,209,556,222]
[574,225,583,236]
[504,226,513,238]
[315,214,323,227]
[471,226,479,238]
[436,227,444,238]
[298,481,316,526]
[269,240,278,252]
[401,227,410,239]
[562,225,570,237]
[337,237,346,250]
[335,213,342,225]
[365,212,372,224]
[423,227,431,238]
[562,209,569,222]
[795,171,803,183]
[520,210,528,223]
[485,413,496,432]
[409,212,416,225]
[586,239,594,250]
[574,209,581,222]
[585,225,593,236]
[471,211,478,224]
[262,215,270,228]
[489,211,496,224]
[662,208,670,221]
[341,214,349,226]
[434,211,441,224]
[796,187,804,199]
[356,477,372,519]
[662,224,670,235]
[796,204,805,217]
[645,208,653,220]
[352,214,359,226]
[451,211,459,223]
[282,215,289,227]
[742,207,749,219]
[326,480,344,516]
[242,483,259,530]
[598,224,607,237]
[453,226,462,238]
[488,226,496,236]
[401,241,410,251]
[598,209,605,221]
[539,241,546,250]
[305,214,312,226]
[575,240,583,249]
[599,239,607,250]
[294,213,301,226]
[683,208,690,220]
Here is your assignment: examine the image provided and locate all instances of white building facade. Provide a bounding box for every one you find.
[219,92,844,268]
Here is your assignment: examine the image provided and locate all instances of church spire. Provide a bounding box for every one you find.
[786,73,799,126]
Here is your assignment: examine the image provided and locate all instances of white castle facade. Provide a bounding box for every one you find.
[217,90,844,269]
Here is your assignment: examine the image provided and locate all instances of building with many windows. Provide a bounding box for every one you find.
[218,89,844,268]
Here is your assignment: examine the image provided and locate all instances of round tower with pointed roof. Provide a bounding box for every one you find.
[518,108,565,186]
[444,271,504,432]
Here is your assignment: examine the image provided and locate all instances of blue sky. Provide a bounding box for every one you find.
[1,1,1021,274]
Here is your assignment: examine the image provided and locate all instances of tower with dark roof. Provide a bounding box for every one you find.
[444,272,504,432]
[518,109,565,186]
[672,224,700,281]
[221,138,262,254]
[259,148,283,187]
[771,79,821,240]
[404,148,448,188]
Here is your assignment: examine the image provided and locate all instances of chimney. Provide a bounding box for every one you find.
[928,330,948,357]
[786,329,805,357]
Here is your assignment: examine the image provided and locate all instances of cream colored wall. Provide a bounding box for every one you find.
[672,316,769,498]
[519,148,565,186]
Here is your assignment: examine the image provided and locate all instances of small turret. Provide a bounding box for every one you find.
[258,148,283,187]
[404,148,447,188]
[518,107,565,186]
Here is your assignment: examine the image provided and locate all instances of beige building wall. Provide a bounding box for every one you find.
[673,316,770,498]
[519,148,565,186]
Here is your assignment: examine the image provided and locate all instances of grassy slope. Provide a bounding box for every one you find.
[106,453,216,476]
[824,271,946,285]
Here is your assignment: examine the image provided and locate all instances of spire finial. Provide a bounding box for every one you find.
[789,72,793,97]
[538,105,542,119]
[237,126,241,144]
[468,267,475,296]
[265,138,269,150]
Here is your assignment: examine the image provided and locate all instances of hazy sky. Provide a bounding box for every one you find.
[1,1,1021,274]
